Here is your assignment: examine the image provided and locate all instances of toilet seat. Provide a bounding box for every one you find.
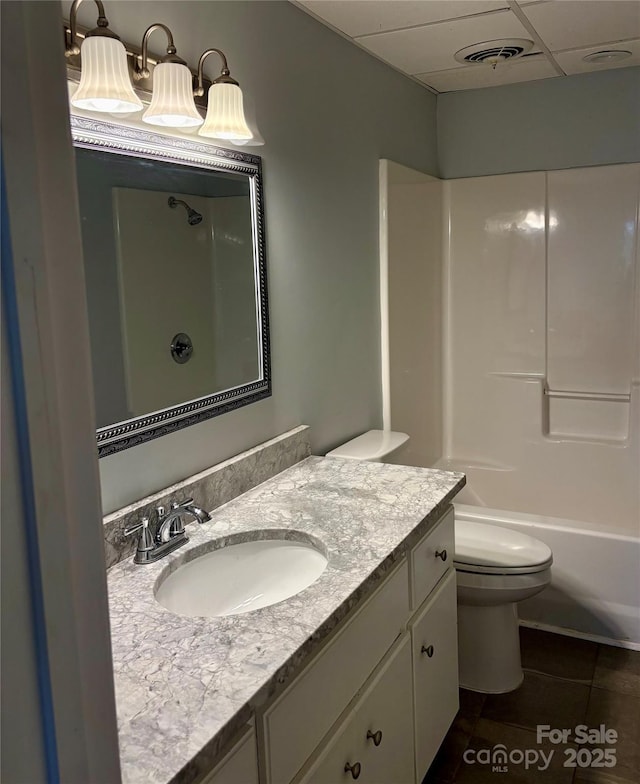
[454,520,553,576]
[455,560,552,576]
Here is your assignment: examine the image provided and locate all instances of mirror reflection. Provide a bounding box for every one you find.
[75,147,261,432]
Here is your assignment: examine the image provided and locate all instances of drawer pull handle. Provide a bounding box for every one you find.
[421,644,435,658]
[344,761,361,779]
[366,729,383,746]
[435,549,447,561]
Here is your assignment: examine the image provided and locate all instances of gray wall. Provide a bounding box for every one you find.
[61,1,438,512]
[1,301,48,784]
[3,3,122,776]
[438,67,640,179]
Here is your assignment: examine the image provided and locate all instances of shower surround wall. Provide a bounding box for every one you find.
[384,161,640,646]
[114,189,217,418]
[381,160,443,468]
[444,164,639,535]
[445,163,640,646]
[113,189,258,418]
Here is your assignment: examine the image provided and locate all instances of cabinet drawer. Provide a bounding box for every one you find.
[297,636,414,784]
[410,506,454,609]
[199,725,258,784]
[263,561,409,784]
[411,569,459,782]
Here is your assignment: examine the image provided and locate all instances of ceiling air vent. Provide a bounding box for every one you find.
[454,39,534,66]
[582,49,632,64]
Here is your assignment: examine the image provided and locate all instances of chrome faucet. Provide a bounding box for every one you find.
[124,497,212,564]
[156,499,212,542]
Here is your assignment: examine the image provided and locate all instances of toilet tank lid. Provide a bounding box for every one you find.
[326,430,409,461]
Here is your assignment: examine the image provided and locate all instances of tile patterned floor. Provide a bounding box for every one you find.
[423,627,640,784]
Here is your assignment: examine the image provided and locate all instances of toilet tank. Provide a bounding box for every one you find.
[326,430,409,462]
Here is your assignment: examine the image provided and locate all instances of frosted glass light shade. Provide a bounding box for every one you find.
[71,36,143,114]
[231,92,264,146]
[198,83,252,140]
[143,63,203,128]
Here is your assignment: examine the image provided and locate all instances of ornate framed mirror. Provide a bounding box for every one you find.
[71,116,270,456]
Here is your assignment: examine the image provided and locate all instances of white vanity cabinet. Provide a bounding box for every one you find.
[263,563,410,784]
[410,506,455,609]
[411,569,459,778]
[200,725,259,784]
[257,504,459,784]
[296,636,414,784]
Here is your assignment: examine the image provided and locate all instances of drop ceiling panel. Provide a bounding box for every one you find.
[522,1,640,52]
[298,1,509,38]
[293,0,640,92]
[555,38,640,74]
[418,55,558,91]
[356,9,531,74]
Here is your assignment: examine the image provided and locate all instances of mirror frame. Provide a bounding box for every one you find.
[71,116,271,457]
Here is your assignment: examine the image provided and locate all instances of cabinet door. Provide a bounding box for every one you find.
[298,636,414,784]
[264,562,409,784]
[410,506,454,610]
[200,725,258,784]
[411,570,459,782]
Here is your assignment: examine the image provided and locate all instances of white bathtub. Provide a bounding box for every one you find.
[454,503,640,650]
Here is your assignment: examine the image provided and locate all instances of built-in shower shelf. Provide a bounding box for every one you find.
[544,389,631,403]
[543,431,631,446]
[489,372,546,381]
[544,384,631,443]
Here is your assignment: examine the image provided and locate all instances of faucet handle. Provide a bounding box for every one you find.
[158,498,193,516]
[124,517,155,556]
[124,519,144,536]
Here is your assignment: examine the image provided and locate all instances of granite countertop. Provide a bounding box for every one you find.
[107,456,465,784]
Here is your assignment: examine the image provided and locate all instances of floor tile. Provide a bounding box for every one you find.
[592,646,640,698]
[482,671,591,733]
[582,687,640,783]
[427,633,639,784]
[456,689,486,736]
[455,719,575,784]
[458,687,486,723]
[422,713,471,783]
[520,627,598,684]
[574,772,639,784]
[422,689,483,783]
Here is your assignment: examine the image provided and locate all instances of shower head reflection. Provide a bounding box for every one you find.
[168,196,203,226]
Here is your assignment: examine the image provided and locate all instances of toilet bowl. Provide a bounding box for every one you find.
[326,431,553,695]
[455,520,552,693]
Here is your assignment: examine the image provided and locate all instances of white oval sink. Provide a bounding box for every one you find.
[155,538,328,618]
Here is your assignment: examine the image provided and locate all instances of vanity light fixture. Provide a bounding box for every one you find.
[231,92,265,147]
[195,50,253,141]
[65,2,257,142]
[65,0,143,114]
[135,24,203,128]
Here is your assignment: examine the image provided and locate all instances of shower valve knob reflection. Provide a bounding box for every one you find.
[171,333,194,364]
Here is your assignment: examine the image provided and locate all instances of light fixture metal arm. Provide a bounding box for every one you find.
[135,23,185,80]
[195,48,238,97]
[66,0,118,57]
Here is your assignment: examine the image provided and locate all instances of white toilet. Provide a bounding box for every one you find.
[454,518,552,693]
[326,429,410,462]
[326,431,553,695]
